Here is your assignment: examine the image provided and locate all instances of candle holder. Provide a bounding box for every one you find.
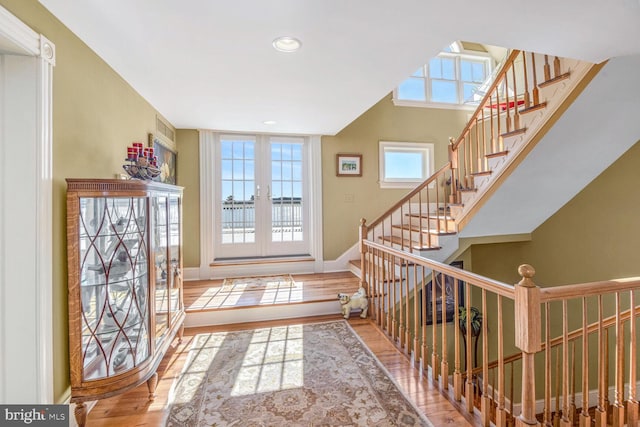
[123,156,161,180]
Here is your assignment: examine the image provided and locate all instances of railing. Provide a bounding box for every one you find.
[364,49,573,253]
[359,236,640,427]
[221,200,303,229]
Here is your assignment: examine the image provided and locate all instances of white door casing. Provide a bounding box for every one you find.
[0,5,55,403]
[213,134,310,259]
[199,131,322,279]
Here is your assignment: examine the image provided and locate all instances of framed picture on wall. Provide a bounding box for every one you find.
[420,260,465,325]
[149,133,177,184]
[336,153,362,177]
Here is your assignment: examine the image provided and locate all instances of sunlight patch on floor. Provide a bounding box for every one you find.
[188,275,302,309]
[170,332,228,404]
[231,325,304,396]
[259,280,304,304]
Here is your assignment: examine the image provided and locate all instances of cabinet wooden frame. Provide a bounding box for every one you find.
[66,179,185,427]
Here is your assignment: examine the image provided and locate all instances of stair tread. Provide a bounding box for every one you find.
[486,150,509,159]
[501,127,527,138]
[470,170,492,177]
[379,235,441,250]
[519,102,547,114]
[538,71,570,88]
[391,224,456,236]
[404,213,456,220]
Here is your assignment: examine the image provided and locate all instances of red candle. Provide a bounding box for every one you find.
[133,142,143,156]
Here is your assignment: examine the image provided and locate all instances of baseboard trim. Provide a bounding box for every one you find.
[323,242,359,273]
[183,267,201,281]
[482,377,640,416]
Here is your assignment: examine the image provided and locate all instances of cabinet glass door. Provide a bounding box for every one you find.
[79,197,150,380]
[168,195,182,322]
[152,196,169,344]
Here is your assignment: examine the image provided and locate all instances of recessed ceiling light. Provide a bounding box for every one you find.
[272,36,302,53]
[263,120,277,125]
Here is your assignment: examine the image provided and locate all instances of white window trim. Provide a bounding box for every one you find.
[392,48,493,110]
[379,141,435,189]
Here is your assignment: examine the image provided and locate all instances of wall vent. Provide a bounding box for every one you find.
[156,116,175,142]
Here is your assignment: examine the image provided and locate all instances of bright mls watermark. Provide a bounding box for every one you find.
[0,405,68,426]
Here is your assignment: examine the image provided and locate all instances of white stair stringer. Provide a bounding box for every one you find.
[456,57,595,224]
[461,55,640,238]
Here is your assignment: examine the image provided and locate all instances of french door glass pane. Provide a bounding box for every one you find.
[271,141,303,243]
[221,138,256,244]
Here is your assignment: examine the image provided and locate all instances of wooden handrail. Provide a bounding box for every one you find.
[362,240,516,298]
[366,162,452,231]
[540,277,640,301]
[450,49,522,150]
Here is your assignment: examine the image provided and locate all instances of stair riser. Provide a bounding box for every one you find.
[448,205,464,219]
[392,227,441,247]
[185,300,342,327]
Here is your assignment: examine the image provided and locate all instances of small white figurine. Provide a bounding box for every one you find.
[338,287,368,319]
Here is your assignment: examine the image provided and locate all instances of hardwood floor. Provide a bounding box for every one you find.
[183,271,361,312]
[86,312,474,426]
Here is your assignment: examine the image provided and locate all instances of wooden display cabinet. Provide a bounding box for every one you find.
[66,179,185,427]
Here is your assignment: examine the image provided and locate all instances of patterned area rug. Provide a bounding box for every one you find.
[166,321,432,426]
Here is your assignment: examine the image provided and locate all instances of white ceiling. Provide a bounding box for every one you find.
[38,0,640,135]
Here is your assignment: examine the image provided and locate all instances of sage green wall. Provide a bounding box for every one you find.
[467,139,640,400]
[176,129,200,267]
[0,0,176,402]
[470,139,640,286]
[322,94,469,260]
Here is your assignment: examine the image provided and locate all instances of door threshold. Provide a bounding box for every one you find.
[211,255,314,267]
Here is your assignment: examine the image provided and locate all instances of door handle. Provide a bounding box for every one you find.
[267,185,271,200]
[256,185,260,199]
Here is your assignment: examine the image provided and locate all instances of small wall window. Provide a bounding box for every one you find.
[379,141,434,189]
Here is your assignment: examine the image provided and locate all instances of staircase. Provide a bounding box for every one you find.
[352,50,601,275]
[354,50,640,426]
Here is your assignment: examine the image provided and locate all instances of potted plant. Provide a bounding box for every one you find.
[458,306,482,369]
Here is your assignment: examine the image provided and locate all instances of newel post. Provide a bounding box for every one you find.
[515,264,542,427]
[448,137,459,204]
[359,218,368,293]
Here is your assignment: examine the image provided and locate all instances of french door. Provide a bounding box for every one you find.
[214,134,310,259]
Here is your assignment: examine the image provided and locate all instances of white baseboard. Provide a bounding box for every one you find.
[323,242,359,273]
[479,376,640,417]
[183,267,201,281]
